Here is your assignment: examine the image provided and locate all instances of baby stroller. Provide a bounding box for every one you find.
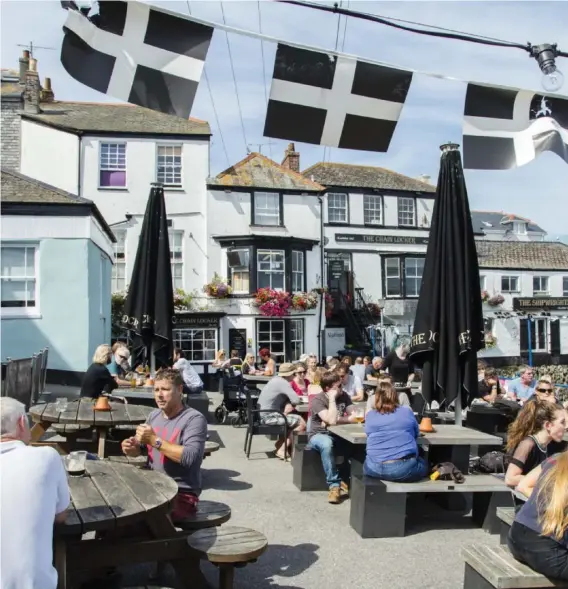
[214,367,258,426]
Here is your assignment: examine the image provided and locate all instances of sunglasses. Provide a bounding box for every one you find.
[118,355,128,361]
[536,388,553,394]
[296,370,306,374]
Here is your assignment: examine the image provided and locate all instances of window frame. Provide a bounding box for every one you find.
[563,276,568,297]
[99,142,127,189]
[0,244,40,317]
[256,318,305,363]
[168,229,184,290]
[532,318,548,353]
[382,255,425,299]
[398,196,417,227]
[501,275,520,293]
[172,327,218,362]
[252,191,283,227]
[480,275,486,290]
[111,229,127,293]
[327,192,349,224]
[363,194,383,226]
[156,144,183,188]
[533,276,549,295]
[404,257,425,298]
[291,250,305,293]
[257,249,286,291]
[228,248,250,295]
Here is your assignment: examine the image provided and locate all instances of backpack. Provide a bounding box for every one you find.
[477,451,512,474]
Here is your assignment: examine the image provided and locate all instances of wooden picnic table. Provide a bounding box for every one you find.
[54,460,208,589]
[30,398,153,457]
[329,423,503,474]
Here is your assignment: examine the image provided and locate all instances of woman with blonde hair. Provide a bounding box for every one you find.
[509,451,568,579]
[505,399,566,489]
[212,349,229,369]
[241,353,258,375]
[306,354,319,383]
[80,344,118,398]
[363,381,427,482]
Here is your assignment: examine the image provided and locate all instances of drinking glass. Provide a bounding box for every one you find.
[354,408,365,424]
[55,398,68,413]
[65,450,87,476]
[130,377,137,388]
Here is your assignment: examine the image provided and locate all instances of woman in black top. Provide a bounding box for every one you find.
[80,344,118,398]
[505,399,566,489]
[382,343,415,387]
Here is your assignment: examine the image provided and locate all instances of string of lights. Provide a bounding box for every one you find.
[277,0,567,92]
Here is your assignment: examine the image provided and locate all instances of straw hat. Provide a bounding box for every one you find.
[278,363,296,377]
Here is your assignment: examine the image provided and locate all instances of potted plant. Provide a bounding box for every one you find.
[173,288,194,310]
[487,294,505,307]
[291,290,319,311]
[254,288,291,317]
[203,273,232,298]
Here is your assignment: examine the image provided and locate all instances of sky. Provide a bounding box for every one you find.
[2,0,568,235]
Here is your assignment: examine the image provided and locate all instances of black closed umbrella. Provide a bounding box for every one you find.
[121,183,174,368]
[409,143,485,422]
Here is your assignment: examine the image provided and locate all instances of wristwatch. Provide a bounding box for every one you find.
[153,437,163,450]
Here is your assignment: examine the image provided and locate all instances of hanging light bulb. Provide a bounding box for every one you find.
[531,43,564,93]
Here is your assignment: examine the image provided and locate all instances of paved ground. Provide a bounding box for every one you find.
[47,387,502,589]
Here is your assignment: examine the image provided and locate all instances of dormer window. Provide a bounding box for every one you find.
[513,221,527,235]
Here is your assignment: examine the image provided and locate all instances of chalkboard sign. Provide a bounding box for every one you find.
[329,261,344,280]
[228,328,247,360]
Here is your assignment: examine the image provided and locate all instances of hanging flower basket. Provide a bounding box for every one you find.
[481,290,489,303]
[173,288,194,310]
[203,273,232,298]
[291,291,319,311]
[367,302,381,318]
[487,294,505,307]
[254,288,291,317]
[484,333,498,348]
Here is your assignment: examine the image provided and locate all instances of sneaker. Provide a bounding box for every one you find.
[340,481,349,496]
[328,486,341,504]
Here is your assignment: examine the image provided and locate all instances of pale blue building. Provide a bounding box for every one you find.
[1,168,116,385]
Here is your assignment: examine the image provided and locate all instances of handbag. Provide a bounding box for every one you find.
[431,462,465,483]
[477,451,512,474]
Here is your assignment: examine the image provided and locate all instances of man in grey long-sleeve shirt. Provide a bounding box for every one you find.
[121,367,207,521]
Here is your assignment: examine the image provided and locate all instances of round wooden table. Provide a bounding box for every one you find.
[30,398,153,457]
[54,461,206,589]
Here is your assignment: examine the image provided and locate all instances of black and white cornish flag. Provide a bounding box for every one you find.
[263,44,413,152]
[60,1,213,118]
[463,83,568,169]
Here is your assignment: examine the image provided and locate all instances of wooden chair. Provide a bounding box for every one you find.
[40,347,49,395]
[3,357,35,410]
[243,389,290,460]
[30,352,43,406]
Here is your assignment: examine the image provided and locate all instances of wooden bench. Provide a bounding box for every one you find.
[350,474,512,538]
[496,507,515,545]
[461,544,568,588]
[187,526,268,589]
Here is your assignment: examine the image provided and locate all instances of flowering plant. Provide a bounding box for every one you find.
[487,294,505,307]
[484,333,498,349]
[173,288,194,309]
[367,302,381,318]
[254,288,291,317]
[481,290,489,303]
[291,290,319,311]
[203,273,232,298]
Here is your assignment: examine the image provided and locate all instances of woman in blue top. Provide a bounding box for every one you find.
[509,452,568,580]
[364,381,428,482]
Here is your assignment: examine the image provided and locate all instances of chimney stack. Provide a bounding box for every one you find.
[42,77,55,102]
[24,58,41,114]
[19,49,30,86]
[281,143,300,173]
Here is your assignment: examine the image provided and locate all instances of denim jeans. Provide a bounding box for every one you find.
[363,456,428,482]
[508,522,568,580]
[306,433,341,488]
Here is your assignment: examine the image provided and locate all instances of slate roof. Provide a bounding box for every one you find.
[21,101,211,136]
[209,152,324,192]
[302,162,436,193]
[1,69,21,98]
[1,168,115,241]
[476,240,568,270]
[471,210,546,235]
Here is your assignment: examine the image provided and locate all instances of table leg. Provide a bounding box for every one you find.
[97,428,107,458]
[146,512,211,589]
[219,565,235,589]
[30,420,50,443]
[54,538,67,589]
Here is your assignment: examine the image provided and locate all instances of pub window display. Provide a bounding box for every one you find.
[173,328,217,362]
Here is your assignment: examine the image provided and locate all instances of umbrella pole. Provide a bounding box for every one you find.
[150,344,156,375]
[454,393,463,426]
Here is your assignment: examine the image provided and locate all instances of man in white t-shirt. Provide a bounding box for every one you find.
[173,347,204,394]
[0,397,70,589]
[337,364,364,401]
